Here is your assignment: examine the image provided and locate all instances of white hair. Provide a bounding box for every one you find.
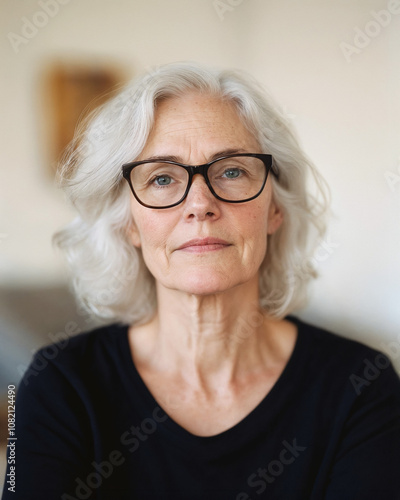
[54,61,330,324]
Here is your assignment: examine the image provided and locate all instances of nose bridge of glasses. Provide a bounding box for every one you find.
[185,164,215,198]
[186,163,210,184]
[187,163,208,176]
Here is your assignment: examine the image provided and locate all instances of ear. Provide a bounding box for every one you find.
[267,200,283,235]
[127,218,142,248]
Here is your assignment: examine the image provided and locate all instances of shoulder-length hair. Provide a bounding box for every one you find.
[54,61,330,325]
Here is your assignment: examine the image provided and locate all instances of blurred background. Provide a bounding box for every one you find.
[1,0,399,484]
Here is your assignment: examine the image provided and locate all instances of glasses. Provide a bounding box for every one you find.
[122,153,278,209]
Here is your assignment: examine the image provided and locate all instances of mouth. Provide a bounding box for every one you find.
[176,237,231,253]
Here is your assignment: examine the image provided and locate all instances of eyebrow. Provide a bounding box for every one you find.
[142,148,252,164]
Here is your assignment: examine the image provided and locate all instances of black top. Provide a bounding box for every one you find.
[2,316,400,500]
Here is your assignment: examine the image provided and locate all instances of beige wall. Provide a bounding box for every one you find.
[1,0,399,366]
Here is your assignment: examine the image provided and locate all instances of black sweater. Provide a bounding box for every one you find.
[2,316,400,499]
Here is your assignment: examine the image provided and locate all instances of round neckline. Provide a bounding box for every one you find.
[119,315,306,451]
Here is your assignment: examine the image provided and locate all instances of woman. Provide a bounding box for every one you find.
[3,62,400,500]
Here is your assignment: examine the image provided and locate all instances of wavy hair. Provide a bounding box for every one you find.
[54,61,330,324]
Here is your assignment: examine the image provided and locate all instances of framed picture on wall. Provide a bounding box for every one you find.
[44,62,125,172]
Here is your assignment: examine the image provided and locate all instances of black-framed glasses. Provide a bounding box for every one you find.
[121,153,278,209]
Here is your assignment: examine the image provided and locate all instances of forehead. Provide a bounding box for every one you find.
[139,92,260,159]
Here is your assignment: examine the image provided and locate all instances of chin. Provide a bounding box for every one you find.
[166,271,235,296]
[172,271,252,297]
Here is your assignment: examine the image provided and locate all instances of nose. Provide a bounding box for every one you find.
[182,174,220,221]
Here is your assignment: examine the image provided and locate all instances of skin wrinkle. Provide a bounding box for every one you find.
[127,92,296,435]
[142,148,251,165]
[130,92,280,346]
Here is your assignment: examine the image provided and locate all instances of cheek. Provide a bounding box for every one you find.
[132,228,166,280]
[240,200,271,258]
[129,202,166,249]
[243,199,270,236]
[135,222,163,252]
[129,224,142,248]
[128,201,142,248]
[130,211,173,268]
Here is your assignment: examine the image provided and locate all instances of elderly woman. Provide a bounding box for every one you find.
[3,62,400,500]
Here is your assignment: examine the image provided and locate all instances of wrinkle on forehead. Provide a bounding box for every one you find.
[153,93,243,130]
[140,92,260,161]
[160,124,219,136]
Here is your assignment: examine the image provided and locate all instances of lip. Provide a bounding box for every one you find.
[176,237,231,253]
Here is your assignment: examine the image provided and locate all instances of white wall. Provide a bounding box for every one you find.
[1,0,399,367]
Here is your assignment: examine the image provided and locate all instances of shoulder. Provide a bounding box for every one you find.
[287,315,400,397]
[20,322,129,389]
[288,314,387,362]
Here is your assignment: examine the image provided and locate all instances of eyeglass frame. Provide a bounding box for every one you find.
[121,153,278,209]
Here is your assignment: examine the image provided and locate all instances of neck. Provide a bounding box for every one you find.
[133,277,284,388]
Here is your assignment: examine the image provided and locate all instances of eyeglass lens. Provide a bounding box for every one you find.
[130,156,267,207]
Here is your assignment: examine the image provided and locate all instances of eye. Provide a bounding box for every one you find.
[153,175,173,186]
[222,168,242,179]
